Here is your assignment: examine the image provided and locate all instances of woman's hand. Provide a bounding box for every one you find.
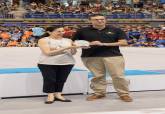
[63,46,79,55]
[70,49,77,55]
[90,41,103,46]
[50,47,57,51]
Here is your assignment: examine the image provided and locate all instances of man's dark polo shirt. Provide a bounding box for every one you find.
[73,26,127,57]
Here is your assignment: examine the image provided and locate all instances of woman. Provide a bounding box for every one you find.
[38,26,79,104]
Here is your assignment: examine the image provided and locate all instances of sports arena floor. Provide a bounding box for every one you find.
[0,90,165,114]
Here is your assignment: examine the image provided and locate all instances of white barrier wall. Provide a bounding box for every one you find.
[0,47,88,98]
[1,47,165,70]
[0,47,165,97]
[120,47,165,70]
[0,47,86,70]
[0,72,88,98]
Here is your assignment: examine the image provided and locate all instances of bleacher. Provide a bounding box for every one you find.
[0,13,153,19]
[0,1,164,48]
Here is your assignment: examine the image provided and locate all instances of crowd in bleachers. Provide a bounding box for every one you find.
[0,26,38,47]
[0,24,164,48]
[122,25,165,47]
[0,1,164,47]
[0,0,165,19]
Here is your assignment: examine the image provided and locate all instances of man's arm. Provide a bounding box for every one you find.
[90,39,128,46]
[90,28,128,46]
[102,39,128,46]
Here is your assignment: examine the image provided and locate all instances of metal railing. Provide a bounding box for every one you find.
[0,13,164,19]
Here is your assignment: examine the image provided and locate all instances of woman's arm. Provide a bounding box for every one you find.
[38,39,77,56]
[70,41,78,55]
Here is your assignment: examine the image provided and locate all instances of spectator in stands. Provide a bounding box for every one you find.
[0,29,11,47]
[155,31,165,47]
[31,25,45,41]
[1,0,165,19]
[37,26,79,104]
[11,27,22,41]
[21,28,37,47]
[22,28,33,40]
[20,36,30,47]
[8,6,27,19]
[63,26,79,39]
[0,39,2,46]
[7,39,18,47]
[63,26,72,38]
[0,24,164,48]
[128,27,141,40]
[73,13,133,102]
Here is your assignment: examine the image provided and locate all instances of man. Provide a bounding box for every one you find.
[73,14,133,102]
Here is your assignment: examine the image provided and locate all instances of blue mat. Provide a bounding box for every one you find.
[0,68,86,74]
[0,68,40,74]
[125,70,162,75]
[0,68,165,77]
[88,70,164,78]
